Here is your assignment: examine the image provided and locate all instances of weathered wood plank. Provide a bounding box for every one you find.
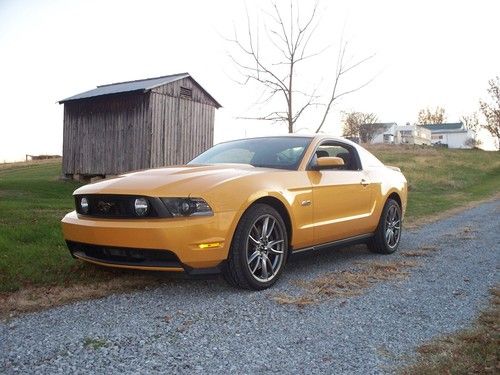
[62,80,217,176]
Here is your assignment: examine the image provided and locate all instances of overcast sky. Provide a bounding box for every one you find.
[0,0,499,162]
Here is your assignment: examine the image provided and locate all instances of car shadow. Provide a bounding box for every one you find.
[102,243,384,294]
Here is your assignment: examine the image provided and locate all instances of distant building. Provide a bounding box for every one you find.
[420,122,475,149]
[369,123,398,144]
[370,123,431,145]
[395,125,432,145]
[59,73,221,179]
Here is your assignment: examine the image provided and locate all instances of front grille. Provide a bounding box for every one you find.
[74,195,170,218]
[66,241,182,268]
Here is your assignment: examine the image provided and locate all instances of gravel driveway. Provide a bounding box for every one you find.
[1,200,499,374]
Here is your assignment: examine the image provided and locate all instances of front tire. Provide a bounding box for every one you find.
[222,204,288,290]
[368,198,402,254]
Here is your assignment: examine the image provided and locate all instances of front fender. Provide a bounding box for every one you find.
[203,170,314,249]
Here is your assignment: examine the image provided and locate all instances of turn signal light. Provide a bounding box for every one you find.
[198,242,222,249]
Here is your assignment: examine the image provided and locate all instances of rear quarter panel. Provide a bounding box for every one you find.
[365,166,408,227]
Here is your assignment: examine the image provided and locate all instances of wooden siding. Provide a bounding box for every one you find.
[62,76,217,177]
[151,77,219,107]
[149,92,214,166]
[62,93,151,176]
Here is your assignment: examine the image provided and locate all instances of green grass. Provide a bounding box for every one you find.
[83,337,109,350]
[368,145,500,220]
[0,147,499,293]
[0,161,126,293]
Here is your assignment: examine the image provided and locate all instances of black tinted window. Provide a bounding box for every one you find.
[312,142,360,171]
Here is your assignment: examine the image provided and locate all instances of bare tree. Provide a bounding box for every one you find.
[460,112,482,148]
[228,1,374,133]
[417,106,447,125]
[341,111,382,143]
[479,76,500,145]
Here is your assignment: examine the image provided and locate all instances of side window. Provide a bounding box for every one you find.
[312,142,361,171]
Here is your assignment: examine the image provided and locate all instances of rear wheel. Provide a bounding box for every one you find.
[222,204,288,290]
[368,198,402,254]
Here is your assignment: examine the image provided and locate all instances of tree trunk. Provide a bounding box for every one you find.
[288,63,294,133]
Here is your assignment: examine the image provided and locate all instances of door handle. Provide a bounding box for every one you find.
[361,179,370,187]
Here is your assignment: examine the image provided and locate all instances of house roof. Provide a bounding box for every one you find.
[59,73,221,107]
[360,122,397,136]
[420,123,463,132]
[360,122,397,128]
[372,122,397,126]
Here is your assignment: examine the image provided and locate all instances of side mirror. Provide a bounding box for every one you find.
[313,156,345,170]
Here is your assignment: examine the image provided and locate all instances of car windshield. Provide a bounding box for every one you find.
[189,137,312,170]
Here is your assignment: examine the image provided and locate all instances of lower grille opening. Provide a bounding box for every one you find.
[66,241,182,268]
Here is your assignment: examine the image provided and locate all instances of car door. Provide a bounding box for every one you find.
[307,141,374,244]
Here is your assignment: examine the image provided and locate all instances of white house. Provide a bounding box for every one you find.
[370,123,398,144]
[370,123,432,145]
[394,125,432,145]
[420,122,475,149]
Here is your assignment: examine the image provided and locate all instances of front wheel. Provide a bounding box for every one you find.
[222,204,288,290]
[368,198,402,254]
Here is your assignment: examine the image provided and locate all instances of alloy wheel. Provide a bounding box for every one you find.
[246,214,285,282]
[385,204,401,248]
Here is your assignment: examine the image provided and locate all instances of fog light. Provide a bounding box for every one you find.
[134,197,149,216]
[80,197,89,214]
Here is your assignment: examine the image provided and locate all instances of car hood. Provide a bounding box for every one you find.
[74,164,267,197]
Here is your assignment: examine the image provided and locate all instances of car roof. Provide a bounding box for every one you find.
[218,134,357,146]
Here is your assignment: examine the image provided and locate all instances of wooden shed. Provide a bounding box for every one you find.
[59,73,221,179]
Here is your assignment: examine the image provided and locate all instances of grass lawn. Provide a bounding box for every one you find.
[0,147,499,295]
[368,145,500,220]
[0,161,136,293]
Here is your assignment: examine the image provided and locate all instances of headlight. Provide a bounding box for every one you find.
[134,197,149,216]
[161,198,213,217]
[80,197,89,214]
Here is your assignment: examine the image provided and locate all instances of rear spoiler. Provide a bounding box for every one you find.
[386,165,401,172]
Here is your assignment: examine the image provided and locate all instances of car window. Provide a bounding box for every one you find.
[189,137,312,170]
[276,146,305,163]
[312,142,361,171]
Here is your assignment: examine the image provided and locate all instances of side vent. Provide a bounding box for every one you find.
[180,87,193,99]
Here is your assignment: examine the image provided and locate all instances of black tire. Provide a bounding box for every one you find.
[367,198,402,254]
[222,203,289,290]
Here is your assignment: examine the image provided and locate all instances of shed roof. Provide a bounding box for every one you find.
[420,123,464,132]
[59,73,221,107]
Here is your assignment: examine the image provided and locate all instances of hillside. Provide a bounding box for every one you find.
[367,145,500,220]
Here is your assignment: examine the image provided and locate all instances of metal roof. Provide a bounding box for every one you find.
[370,122,397,126]
[59,73,221,107]
[360,122,397,130]
[420,123,464,132]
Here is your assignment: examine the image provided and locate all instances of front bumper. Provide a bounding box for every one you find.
[61,210,238,271]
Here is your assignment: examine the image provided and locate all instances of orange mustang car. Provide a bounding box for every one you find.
[62,135,407,289]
